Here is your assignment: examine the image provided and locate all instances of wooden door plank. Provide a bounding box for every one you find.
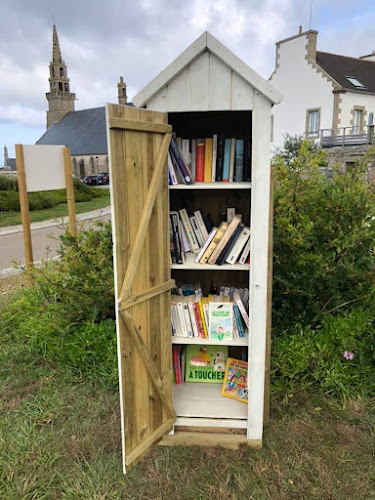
[119,132,172,301]
[109,116,172,134]
[119,273,174,311]
[121,310,177,420]
[124,418,174,466]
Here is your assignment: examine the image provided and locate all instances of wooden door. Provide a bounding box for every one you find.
[106,104,176,472]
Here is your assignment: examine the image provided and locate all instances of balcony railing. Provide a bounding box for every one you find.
[319,126,374,147]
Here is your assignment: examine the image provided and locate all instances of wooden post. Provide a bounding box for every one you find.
[15,144,33,272]
[63,147,77,237]
[263,166,274,427]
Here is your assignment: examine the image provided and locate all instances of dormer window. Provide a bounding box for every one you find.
[346,76,366,89]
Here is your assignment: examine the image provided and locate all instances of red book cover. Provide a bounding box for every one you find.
[196,141,205,182]
[193,302,205,338]
[172,346,181,384]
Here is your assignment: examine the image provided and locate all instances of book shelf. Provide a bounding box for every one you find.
[168,109,252,429]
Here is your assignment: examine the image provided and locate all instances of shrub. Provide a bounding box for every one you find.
[0,191,20,211]
[0,174,18,191]
[34,222,114,323]
[272,307,375,399]
[273,141,375,330]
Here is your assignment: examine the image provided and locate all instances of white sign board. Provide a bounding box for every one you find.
[23,145,66,193]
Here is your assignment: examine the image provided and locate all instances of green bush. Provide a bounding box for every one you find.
[0,174,18,191]
[34,222,114,323]
[0,178,102,211]
[0,191,20,211]
[273,141,375,330]
[272,306,375,399]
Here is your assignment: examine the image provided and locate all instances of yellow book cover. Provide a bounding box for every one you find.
[198,299,208,338]
[204,138,213,182]
[222,357,248,403]
[199,222,228,264]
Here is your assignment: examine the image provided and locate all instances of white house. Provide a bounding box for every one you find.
[269,28,375,149]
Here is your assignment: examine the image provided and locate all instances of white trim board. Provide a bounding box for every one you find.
[133,32,282,108]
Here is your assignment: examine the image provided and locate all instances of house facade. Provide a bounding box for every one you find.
[269,29,375,150]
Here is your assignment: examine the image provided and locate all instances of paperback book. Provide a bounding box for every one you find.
[222,357,248,403]
[185,345,228,383]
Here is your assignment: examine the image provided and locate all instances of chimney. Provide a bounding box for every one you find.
[299,25,302,34]
[306,31,318,63]
[118,76,128,105]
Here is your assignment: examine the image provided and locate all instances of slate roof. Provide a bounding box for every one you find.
[37,107,107,155]
[316,51,375,94]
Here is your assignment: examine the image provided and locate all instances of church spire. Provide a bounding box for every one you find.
[46,25,76,129]
[52,24,63,65]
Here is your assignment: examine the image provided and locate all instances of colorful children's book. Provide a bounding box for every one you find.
[185,345,228,383]
[208,302,233,341]
[222,358,248,403]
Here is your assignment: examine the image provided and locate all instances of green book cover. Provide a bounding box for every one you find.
[185,345,228,383]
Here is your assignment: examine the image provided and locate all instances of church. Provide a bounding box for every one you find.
[36,25,130,177]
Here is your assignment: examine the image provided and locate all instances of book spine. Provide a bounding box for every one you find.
[243,138,251,182]
[234,292,249,328]
[238,239,250,264]
[199,222,228,264]
[229,138,236,182]
[208,216,241,264]
[194,210,209,241]
[183,303,193,338]
[182,139,190,169]
[216,137,225,181]
[190,216,205,248]
[204,138,213,182]
[179,209,200,253]
[193,302,205,338]
[226,227,251,264]
[222,139,231,182]
[169,217,176,264]
[180,347,185,383]
[211,134,218,182]
[227,207,235,223]
[168,152,178,185]
[194,227,217,263]
[233,305,244,337]
[195,140,205,182]
[191,138,196,181]
[177,301,188,337]
[217,224,243,265]
[173,347,181,384]
[188,302,199,337]
[202,213,214,234]
[170,212,183,264]
[198,300,208,338]
[202,302,210,331]
[169,137,193,184]
[234,139,244,182]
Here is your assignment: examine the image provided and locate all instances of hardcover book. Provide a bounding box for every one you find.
[185,345,228,383]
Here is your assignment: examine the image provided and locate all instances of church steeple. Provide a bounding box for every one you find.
[46,25,76,129]
[118,76,128,105]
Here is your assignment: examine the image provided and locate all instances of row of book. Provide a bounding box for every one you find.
[171,283,249,341]
[172,345,249,403]
[168,136,251,185]
[170,208,250,265]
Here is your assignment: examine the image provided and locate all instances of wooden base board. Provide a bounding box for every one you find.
[176,425,246,435]
[160,431,262,449]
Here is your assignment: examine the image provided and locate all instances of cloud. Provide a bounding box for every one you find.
[1,0,374,141]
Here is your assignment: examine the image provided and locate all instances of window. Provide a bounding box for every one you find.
[307,109,320,137]
[51,67,55,78]
[60,67,65,78]
[346,76,366,89]
[58,82,63,91]
[64,83,69,92]
[353,109,363,134]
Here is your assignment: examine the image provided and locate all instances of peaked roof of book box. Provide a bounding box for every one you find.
[133,31,282,108]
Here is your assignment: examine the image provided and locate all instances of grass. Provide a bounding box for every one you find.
[0,276,374,499]
[0,189,110,228]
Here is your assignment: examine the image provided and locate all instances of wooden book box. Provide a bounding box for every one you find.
[106,31,281,472]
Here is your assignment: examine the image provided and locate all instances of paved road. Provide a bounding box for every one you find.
[0,213,110,271]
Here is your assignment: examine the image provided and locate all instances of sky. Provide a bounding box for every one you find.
[1,0,375,159]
